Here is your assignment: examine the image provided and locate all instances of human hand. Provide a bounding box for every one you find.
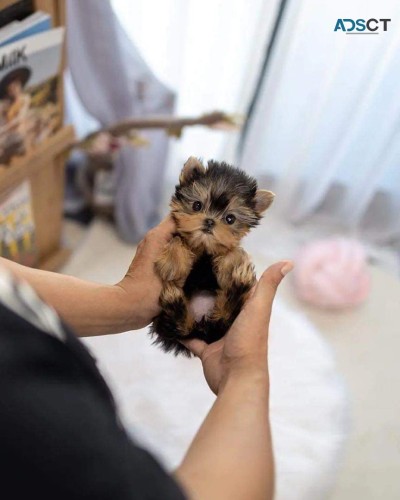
[115,216,175,330]
[183,261,293,394]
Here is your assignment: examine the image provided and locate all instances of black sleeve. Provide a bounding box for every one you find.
[0,304,186,500]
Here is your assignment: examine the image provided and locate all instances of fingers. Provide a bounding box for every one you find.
[245,260,293,323]
[153,216,176,242]
[138,216,176,258]
[180,338,207,358]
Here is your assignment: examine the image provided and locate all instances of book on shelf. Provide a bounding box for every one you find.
[0,1,34,30]
[0,180,37,266]
[0,11,52,47]
[0,26,64,168]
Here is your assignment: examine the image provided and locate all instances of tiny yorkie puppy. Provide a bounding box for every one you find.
[150,157,274,355]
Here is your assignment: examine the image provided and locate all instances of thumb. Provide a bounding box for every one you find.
[156,215,176,240]
[180,338,207,358]
[245,260,294,322]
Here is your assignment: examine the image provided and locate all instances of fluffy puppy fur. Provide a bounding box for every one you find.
[150,157,274,355]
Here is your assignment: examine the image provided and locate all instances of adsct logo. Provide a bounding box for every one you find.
[334,18,391,34]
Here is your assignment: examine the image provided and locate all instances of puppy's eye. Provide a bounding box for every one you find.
[192,201,202,212]
[225,214,236,225]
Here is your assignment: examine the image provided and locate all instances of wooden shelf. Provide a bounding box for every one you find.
[0,125,75,270]
[38,245,71,271]
[0,0,23,11]
[0,1,73,271]
[0,125,74,189]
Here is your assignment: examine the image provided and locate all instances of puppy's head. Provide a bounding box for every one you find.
[170,157,274,254]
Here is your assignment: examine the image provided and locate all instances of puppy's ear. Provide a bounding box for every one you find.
[254,190,275,214]
[180,157,205,184]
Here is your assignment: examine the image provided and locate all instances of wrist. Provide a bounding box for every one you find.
[66,282,138,337]
[112,282,142,331]
[114,273,161,331]
[219,363,270,396]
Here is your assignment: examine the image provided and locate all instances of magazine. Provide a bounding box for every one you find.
[0,180,37,266]
[0,11,51,47]
[0,27,64,167]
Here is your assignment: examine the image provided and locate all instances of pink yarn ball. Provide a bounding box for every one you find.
[293,237,370,309]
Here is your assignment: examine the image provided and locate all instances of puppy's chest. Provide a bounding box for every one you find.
[183,253,219,297]
[183,253,219,322]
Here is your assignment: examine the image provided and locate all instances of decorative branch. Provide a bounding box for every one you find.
[69,111,243,154]
[107,110,242,136]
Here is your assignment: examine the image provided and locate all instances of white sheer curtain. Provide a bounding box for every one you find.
[241,0,400,245]
[111,0,280,182]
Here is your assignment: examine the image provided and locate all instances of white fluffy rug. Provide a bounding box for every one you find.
[62,220,348,500]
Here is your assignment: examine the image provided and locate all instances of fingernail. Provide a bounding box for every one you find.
[280,261,294,276]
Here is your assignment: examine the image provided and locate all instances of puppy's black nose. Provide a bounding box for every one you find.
[204,218,215,228]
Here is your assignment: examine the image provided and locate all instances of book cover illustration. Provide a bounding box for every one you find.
[0,27,64,167]
[0,180,37,266]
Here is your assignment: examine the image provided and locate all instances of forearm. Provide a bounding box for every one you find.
[0,258,136,336]
[176,369,274,500]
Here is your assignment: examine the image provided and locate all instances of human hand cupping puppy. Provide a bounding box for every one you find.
[116,216,176,330]
[182,261,293,394]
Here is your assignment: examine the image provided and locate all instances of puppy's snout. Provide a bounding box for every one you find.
[204,218,215,228]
